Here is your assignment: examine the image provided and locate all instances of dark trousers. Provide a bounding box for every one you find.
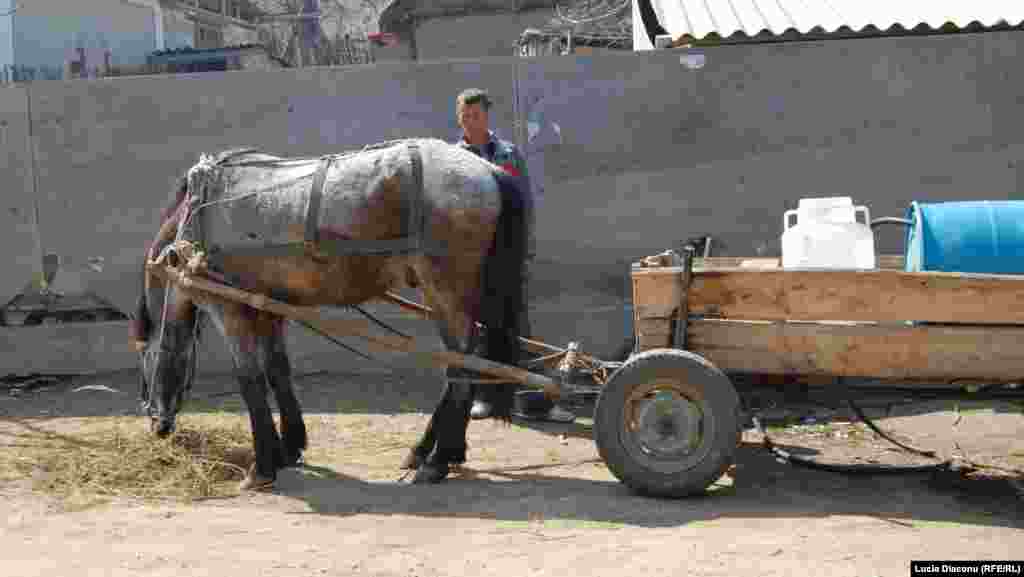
[474,257,532,405]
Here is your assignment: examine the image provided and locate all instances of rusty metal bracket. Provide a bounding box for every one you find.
[672,245,695,350]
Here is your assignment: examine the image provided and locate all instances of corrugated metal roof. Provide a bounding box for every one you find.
[635,0,1024,49]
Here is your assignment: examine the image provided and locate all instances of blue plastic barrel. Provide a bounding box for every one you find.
[904,200,1024,274]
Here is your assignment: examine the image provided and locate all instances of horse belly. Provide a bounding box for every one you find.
[213,253,399,308]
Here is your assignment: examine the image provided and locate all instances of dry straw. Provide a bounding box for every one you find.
[0,415,253,505]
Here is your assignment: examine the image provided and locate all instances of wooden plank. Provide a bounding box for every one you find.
[632,267,1024,323]
[686,319,1024,382]
[646,254,905,271]
[148,263,563,398]
[636,317,672,350]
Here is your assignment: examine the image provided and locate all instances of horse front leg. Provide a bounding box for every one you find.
[210,303,287,491]
[262,318,307,468]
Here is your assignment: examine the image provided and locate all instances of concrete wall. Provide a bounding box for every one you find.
[520,32,1024,355]
[0,84,40,306]
[3,29,1024,377]
[3,58,517,376]
[414,9,553,60]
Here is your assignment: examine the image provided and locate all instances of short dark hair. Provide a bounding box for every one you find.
[456,88,492,111]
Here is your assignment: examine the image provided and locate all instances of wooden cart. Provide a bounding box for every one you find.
[149,241,1024,499]
[607,248,1024,497]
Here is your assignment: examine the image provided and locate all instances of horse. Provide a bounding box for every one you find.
[131,138,529,490]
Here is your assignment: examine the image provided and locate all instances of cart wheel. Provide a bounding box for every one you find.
[593,348,741,498]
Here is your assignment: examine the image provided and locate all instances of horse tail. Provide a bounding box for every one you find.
[478,168,530,420]
[131,175,189,351]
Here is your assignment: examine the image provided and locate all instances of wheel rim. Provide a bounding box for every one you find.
[618,378,715,475]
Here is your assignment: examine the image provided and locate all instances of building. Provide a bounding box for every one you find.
[633,0,1024,50]
[377,0,634,61]
[146,42,288,73]
[0,0,268,82]
[378,0,554,61]
[517,0,632,57]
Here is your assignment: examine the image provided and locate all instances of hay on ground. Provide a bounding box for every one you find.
[0,416,253,504]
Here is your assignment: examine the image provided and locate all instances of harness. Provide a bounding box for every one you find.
[141,141,429,416]
[178,139,428,265]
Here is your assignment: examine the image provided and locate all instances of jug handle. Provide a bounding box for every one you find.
[784,209,797,231]
[854,206,870,225]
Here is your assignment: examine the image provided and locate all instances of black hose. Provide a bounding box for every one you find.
[750,399,952,475]
[845,399,941,459]
[869,217,913,229]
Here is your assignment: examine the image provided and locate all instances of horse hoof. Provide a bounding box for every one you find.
[411,463,449,484]
[400,450,424,470]
[239,465,275,492]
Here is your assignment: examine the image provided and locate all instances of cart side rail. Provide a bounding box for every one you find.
[630,255,1024,383]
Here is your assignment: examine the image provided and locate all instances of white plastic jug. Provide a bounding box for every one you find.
[781,197,876,269]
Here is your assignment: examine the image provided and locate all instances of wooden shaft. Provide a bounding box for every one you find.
[380,290,566,356]
[149,263,562,398]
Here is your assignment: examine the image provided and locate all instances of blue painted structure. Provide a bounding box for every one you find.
[904,200,1024,275]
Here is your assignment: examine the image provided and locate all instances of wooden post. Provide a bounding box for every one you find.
[673,246,694,350]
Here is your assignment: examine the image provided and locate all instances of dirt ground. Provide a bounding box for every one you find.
[1,365,1022,577]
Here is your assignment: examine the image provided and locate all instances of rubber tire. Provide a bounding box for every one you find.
[593,348,741,498]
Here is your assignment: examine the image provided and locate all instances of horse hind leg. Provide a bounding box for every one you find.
[399,284,463,472]
[410,306,481,484]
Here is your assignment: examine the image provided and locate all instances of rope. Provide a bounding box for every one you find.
[141,249,202,418]
[350,305,412,340]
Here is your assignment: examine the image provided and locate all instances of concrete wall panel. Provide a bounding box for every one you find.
[28,59,516,318]
[0,83,39,306]
[16,60,513,375]
[0,313,450,385]
[5,30,1024,374]
[519,32,1024,356]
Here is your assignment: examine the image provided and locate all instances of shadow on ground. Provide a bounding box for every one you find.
[2,366,1021,533]
[268,438,1024,531]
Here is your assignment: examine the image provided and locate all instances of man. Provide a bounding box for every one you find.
[453,88,575,424]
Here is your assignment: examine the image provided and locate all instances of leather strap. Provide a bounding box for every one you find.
[405,141,424,252]
[303,156,334,256]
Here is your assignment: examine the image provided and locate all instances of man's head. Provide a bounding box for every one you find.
[456,88,491,144]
